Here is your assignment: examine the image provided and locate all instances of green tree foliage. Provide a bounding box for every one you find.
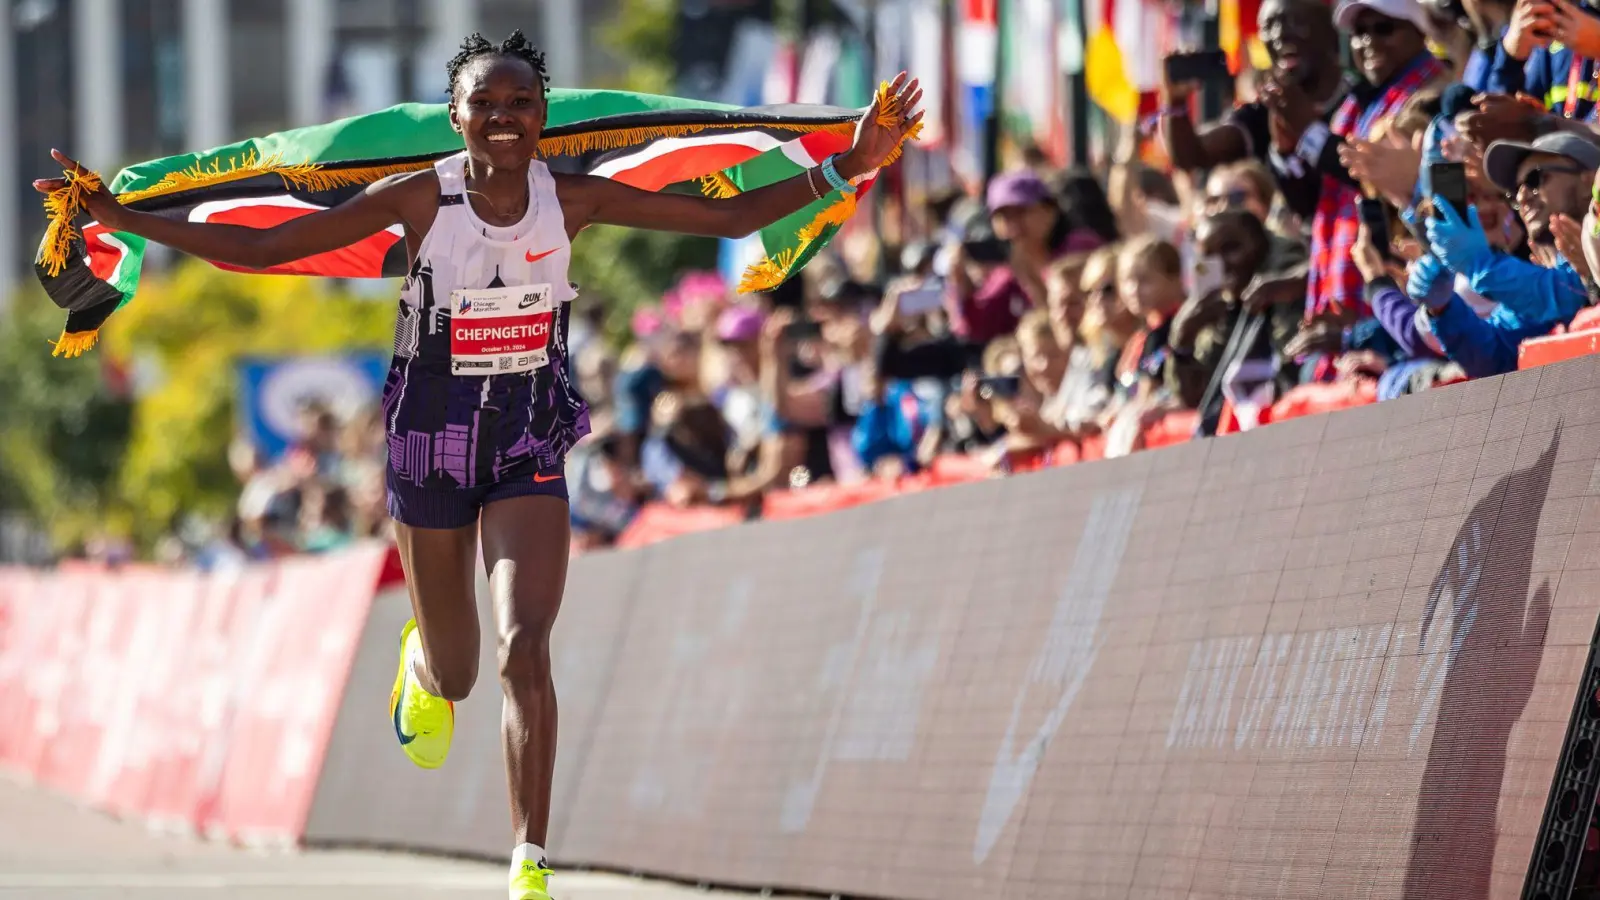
[601,0,676,95]
[0,290,135,550]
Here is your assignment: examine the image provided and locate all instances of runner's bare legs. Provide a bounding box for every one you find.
[481,494,570,846]
[393,522,481,701]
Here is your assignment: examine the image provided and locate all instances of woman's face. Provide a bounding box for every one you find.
[1119,265,1183,319]
[1018,330,1065,393]
[1079,259,1121,328]
[1203,170,1271,222]
[450,54,548,170]
[991,201,1057,247]
[1045,268,1088,339]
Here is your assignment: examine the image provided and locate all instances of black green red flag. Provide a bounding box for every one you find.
[35,88,915,357]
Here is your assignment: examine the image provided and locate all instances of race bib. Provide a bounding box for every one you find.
[449,284,554,376]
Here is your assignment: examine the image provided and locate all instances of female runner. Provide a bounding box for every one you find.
[35,30,922,900]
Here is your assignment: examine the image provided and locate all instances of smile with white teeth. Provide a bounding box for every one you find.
[488,133,520,143]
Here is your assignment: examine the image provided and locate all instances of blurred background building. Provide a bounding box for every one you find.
[1,0,626,310]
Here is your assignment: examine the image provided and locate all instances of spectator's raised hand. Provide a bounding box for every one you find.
[1548,0,1600,56]
[1504,0,1557,59]
[1260,69,1318,151]
[1458,93,1540,148]
[1241,263,1309,315]
[1335,349,1390,380]
[1169,287,1230,352]
[1286,314,1347,358]
[1159,51,1199,107]
[1406,252,1452,301]
[1551,213,1594,282]
[1426,198,1494,277]
[761,306,796,360]
[1340,133,1422,210]
[1352,224,1389,283]
[869,275,921,335]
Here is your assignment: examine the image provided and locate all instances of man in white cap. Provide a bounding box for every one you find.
[1262,0,1447,319]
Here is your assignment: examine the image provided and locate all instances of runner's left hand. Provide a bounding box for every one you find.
[838,72,924,180]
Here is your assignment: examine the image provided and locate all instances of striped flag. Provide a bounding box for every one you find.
[955,0,1000,179]
[35,89,917,356]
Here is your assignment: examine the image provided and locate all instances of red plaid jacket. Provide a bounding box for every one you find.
[1308,54,1448,318]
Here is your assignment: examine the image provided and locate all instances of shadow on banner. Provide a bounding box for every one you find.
[1402,427,1559,899]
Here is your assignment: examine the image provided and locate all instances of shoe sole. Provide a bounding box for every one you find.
[389,619,450,770]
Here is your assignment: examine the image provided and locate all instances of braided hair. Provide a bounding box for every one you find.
[446,30,550,99]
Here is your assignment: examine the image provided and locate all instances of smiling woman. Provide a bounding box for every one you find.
[30,26,923,900]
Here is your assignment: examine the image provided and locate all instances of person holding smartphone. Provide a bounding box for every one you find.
[1418,132,1598,374]
[1159,0,1350,178]
[1272,0,1448,319]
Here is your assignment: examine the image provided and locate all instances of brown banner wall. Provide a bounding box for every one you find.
[306,355,1600,899]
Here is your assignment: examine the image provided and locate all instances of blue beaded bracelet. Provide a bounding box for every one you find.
[821,155,856,194]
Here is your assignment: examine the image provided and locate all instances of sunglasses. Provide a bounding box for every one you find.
[1517,164,1587,195]
[1206,188,1256,209]
[1350,18,1399,39]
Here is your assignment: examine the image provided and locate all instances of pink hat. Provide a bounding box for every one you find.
[715,306,765,343]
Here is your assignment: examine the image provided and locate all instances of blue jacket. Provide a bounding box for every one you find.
[1426,294,1555,377]
[852,382,925,471]
[1463,29,1513,94]
[1466,252,1589,327]
[1489,38,1600,117]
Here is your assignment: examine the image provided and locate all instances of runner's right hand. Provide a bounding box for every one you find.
[32,149,124,227]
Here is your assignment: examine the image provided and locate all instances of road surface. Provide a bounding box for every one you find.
[0,776,808,899]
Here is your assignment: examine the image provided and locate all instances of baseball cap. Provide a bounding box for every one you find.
[985,170,1052,212]
[715,305,765,343]
[1483,132,1600,194]
[1333,0,1431,33]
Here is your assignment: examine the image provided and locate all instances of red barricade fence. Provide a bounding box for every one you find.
[0,544,390,845]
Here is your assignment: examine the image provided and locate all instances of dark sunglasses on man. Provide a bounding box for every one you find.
[1516,165,1588,197]
[1350,18,1399,38]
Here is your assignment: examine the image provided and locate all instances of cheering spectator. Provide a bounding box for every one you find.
[946,212,1029,348]
[1272,0,1446,318]
[1173,211,1309,421]
[1112,236,1188,401]
[1160,0,1349,175]
[613,327,703,466]
[952,170,1105,340]
[1419,132,1599,375]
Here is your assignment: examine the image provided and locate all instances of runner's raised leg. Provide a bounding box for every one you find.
[389,521,482,768]
[480,494,570,899]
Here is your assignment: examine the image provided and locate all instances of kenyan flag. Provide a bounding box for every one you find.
[35,88,913,357]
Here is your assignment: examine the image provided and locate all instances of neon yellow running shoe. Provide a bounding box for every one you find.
[388,618,453,769]
[510,856,555,899]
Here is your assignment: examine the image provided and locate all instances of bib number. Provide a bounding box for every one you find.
[449,284,554,376]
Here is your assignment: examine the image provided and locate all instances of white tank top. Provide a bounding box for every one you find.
[392,152,577,371]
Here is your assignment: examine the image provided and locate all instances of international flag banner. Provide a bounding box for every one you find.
[35,87,917,357]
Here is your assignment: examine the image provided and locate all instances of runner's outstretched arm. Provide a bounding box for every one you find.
[32,156,429,269]
[559,74,923,239]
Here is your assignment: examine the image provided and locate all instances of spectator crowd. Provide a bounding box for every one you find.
[169,0,1600,559]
